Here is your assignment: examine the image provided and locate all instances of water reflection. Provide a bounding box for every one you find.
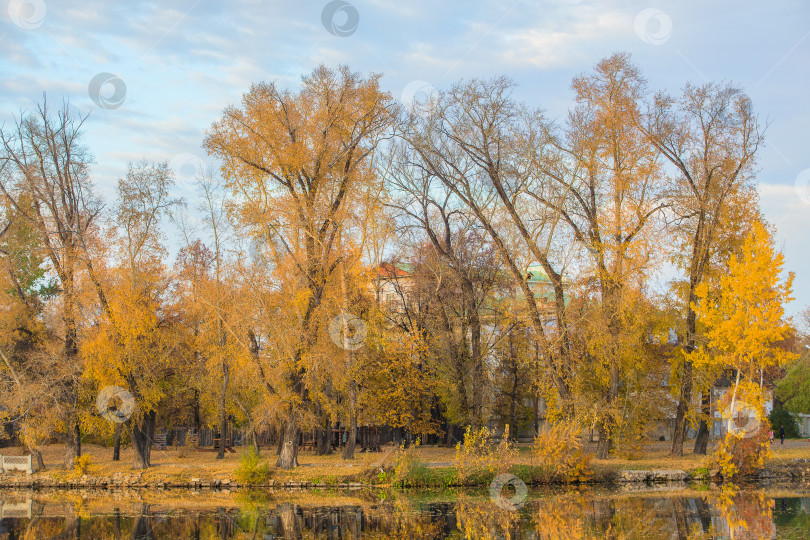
[0,487,808,539]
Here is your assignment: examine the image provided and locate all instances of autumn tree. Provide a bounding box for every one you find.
[544,53,666,457]
[204,65,395,469]
[692,220,795,467]
[0,196,57,470]
[384,138,510,433]
[355,307,441,441]
[491,323,537,436]
[776,309,810,413]
[176,173,243,460]
[83,160,181,468]
[0,99,101,467]
[646,82,763,456]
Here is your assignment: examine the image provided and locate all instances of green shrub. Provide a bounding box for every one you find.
[392,443,459,487]
[769,406,801,438]
[690,466,710,481]
[234,447,271,485]
[395,464,458,488]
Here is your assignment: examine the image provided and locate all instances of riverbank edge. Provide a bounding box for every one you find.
[1,459,808,490]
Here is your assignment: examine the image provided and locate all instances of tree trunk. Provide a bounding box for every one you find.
[113,423,122,461]
[32,448,45,472]
[317,416,332,455]
[343,410,357,460]
[534,395,541,436]
[596,421,611,459]
[694,496,713,533]
[446,422,455,447]
[193,390,201,433]
[508,332,518,433]
[315,428,325,455]
[342,380,358,460]
[251,428,260,455]
[673,498,689,540]
[75,422,81,458]
[217,363,230,460]
[672,275,699,456]
[276,409,299,469]
[113,508,122,540]
[132,411,155,469]
[63,440,77,470]
[63,421,80,469]
[670,360,692,456]
[130,504,153,539]
[148,411,156,447]
[694,391,711,454]
[596,362,619,459]
[278,503,301,539]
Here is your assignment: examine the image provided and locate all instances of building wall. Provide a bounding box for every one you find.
[797,414,810,438]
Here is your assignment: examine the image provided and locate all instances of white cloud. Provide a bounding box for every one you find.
[502,11,630,69]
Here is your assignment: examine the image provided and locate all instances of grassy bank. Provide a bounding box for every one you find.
[1,440,808,489]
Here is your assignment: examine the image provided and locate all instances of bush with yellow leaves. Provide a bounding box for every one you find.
[73,455,97,477]
[532,421,592,483]
[454,425,516,484]
[710,382,773,480]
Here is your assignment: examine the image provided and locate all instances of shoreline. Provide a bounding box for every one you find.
[1,459,808,491]
[2,440,808,491]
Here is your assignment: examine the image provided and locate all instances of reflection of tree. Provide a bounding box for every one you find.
[590,498,615,534]
[375,498,443,539]
[694,496,714,535]
[714,487,776,539]
[277,503,301,540]
[130,504,153,540]
[534,494,587,539]
[456,496,523,540]
[774,497,810,536]
[0,490,791,538]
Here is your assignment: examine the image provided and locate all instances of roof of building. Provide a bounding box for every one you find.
[526,262,551,284]
[376,262,412,278]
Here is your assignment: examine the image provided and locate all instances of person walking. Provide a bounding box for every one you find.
[779,424,785,445]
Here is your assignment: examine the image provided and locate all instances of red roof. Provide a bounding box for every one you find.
[376,263,410,278]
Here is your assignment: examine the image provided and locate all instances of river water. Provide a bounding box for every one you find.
[0,485,808,538]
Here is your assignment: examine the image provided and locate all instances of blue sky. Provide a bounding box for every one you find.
[1,0,808,314]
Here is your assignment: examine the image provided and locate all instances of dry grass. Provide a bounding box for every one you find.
[585,439,810,472]
[1,438,807,482]
[1,443,403,483]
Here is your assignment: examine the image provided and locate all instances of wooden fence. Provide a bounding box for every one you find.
[150,425,400,452]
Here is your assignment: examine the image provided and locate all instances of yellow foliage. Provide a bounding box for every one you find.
[392,439,423,485]
[692,220,795,378]
[73,455,97,477]
[712,382,772,479]
[532,421,592,483]
[453,425,515,483]
[694,221,792,479]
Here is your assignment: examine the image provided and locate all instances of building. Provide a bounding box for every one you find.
[710,385,774,439]
[797,413,810,438]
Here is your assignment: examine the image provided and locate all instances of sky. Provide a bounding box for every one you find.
[1,0,808,314]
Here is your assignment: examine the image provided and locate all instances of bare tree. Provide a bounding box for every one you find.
[0,98,100,467]
[535,53,667,457]
[646,82,763,455]
[384,141,505,430]
[398,77,577,417]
